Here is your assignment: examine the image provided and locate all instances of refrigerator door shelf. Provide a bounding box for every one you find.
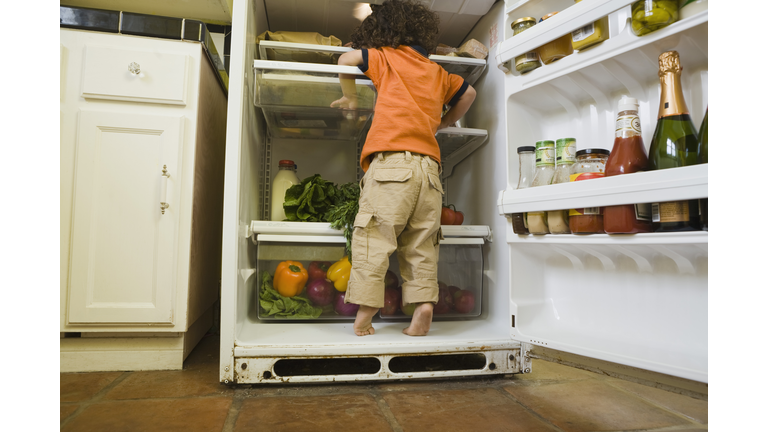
[258,40,488,85]
[499,164,708,214]
[499,1,707,93]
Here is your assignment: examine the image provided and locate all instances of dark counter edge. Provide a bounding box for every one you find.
[60,5,229,96]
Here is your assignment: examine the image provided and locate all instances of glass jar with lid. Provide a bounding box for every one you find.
[512,145,536,235]
[527,140,555,234]
[548,138,576,234]
[511,17,542,74]
[536,12,574,64]
[568,149,610,234]
[631,0,679,36]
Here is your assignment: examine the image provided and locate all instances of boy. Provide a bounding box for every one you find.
[331,0,476,336]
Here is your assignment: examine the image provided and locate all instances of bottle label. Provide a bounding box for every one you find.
[535,145,555,167]
[556,139,577,164]
[635,203,652,221]
[615,114,642,136]
[652,201,690,223]
[572,23,595,42]
[515,52,539,67]
[569,207,602,216]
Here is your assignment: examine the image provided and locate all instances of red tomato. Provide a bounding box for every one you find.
[453,211,464,225]
[441,206,455,225]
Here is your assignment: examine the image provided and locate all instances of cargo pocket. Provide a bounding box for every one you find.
[372,167,413,183]
[427,173,444,195]
[352,212,374,262]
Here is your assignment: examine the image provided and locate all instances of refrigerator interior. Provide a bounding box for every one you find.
[220,0,518,383]
[220,0,708,384]
[497,0,708,382]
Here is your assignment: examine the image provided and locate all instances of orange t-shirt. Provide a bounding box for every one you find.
[359,46,468,172]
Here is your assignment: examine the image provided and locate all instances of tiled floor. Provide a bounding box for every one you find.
[60,334,708,432]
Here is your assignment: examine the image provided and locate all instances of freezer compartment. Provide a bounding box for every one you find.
[253,61,376,141]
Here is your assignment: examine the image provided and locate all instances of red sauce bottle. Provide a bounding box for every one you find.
[604,96,652,234]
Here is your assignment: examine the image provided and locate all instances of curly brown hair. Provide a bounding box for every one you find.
[349,0,441,52]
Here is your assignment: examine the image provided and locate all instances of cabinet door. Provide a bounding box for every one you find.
[67,111,184,324]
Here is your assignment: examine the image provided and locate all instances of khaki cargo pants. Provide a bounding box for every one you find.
[345,151,443,309]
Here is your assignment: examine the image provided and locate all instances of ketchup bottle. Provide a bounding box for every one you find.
[604,96,653,234]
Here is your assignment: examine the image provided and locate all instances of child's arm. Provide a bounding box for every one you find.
[439,85,477,130]
[331,50,365,110]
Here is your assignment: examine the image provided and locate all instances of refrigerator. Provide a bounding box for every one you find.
[218,0,708,385]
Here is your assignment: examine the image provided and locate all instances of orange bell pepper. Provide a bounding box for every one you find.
[327,256,352,292]
[273,261,308,298]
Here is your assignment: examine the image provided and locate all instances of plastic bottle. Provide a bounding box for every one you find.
[270,160,300,221]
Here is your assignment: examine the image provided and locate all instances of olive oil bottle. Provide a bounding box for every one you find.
[648,51,700,232]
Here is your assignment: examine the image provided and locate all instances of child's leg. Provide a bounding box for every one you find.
[403,302,434,336]
[354,305,379,336]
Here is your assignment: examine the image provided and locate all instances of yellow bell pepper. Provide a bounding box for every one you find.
[273,261,308,298]
[327,256,351,292]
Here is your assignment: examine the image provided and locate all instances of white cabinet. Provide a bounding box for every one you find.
[60,29,227,372]
[68,111,184,325]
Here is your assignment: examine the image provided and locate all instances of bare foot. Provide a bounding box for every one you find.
[354,305,379,336]
[403,303,434,336]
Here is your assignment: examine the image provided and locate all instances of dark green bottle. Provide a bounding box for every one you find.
[648,51,700,232]
[698,108,708,231]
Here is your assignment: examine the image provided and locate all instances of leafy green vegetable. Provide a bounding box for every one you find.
[283,174,339,222]
[259,271,324,319]
[327,182,360,259]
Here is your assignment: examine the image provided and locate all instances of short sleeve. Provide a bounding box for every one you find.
[444,74,468,106]
[363,48,386,86]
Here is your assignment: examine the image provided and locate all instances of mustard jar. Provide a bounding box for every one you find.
[511,17,542,74]
[537,12,574,64]
[571,0,610,51]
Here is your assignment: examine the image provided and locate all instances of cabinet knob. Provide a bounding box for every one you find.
[129,62,141,76]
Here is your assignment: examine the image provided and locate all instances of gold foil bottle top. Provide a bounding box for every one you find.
[658,51,682,77]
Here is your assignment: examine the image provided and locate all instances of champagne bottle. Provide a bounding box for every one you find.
[648,51,700,232]
[698,108,708,231]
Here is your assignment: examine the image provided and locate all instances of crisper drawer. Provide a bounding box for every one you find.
[81,45,189,105]
[253,60,376,141]
[251,225,489,322]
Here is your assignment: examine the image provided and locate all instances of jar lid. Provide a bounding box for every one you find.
[535,140,555,148]
[517,146,535,153]
[576,148,610,157]
[617,95,639,112]
[511,17,537,26]
[278,160,295,166]
[556,138,576,145]
[540,11,559,22]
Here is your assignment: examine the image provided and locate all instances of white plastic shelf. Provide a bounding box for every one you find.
[498,164,707,214]
[258,40,488,85]
[438,127,488,177]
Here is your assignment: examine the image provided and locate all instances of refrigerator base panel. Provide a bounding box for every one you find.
[230,348,529,384]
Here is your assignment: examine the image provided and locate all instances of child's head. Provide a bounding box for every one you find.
[349,0,440,52]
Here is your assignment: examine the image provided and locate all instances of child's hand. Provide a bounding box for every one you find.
[330,95,358,110]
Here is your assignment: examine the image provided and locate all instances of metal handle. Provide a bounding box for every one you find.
[160,165,170,214]
[129,62,141,75]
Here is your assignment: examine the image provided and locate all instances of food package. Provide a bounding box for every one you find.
[455,39,488,60]
[435,43,457,56]
[256,31,343,63]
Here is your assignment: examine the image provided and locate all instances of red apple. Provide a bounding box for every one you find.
[382,287,401,316]
[434,286,454,314]
[384,270,399,290]
[308,261,332,281]
[453,289,476,314]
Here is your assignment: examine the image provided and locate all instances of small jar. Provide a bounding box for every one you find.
[537,12,574,64]
[569,149,610,234]
[571,0,610,51]
[512,146,536,235]
[511,17,543,74]
[527,140,555,235]
[631,0,679,36]
[548,138,576,234]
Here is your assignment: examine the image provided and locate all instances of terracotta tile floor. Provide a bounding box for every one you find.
[60,335,708,432]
